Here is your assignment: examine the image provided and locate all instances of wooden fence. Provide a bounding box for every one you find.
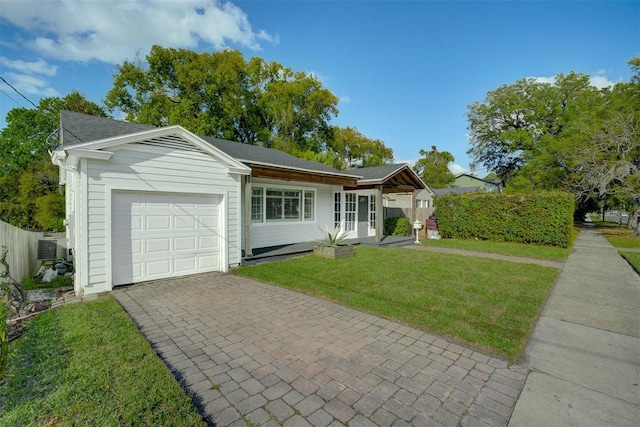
[0,220,66,284]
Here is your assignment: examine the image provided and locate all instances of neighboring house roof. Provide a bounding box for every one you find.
[58,111,359,180]
[416,188,434,199]
[454,173,502,188]
[432,186,481,196]
[345,163,426,190]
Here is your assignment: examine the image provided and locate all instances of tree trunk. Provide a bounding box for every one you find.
[1,246,28,316]
[629,204,640,237]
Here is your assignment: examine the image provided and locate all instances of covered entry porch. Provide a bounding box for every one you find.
[341,163,427,242]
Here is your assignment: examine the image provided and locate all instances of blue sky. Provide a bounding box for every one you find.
[0,0,638,174]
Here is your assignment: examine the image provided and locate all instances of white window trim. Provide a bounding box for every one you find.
[251,185,316,225]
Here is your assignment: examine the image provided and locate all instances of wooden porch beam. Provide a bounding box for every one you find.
[251,165,357,186]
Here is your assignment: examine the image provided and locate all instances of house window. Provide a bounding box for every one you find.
[416,199,421,208]
[345,193,356,232]
[304,191,314,220]
[369,195,376,229]
[334,193,341,228]
[251,188,263,223]
[252,186,315,223]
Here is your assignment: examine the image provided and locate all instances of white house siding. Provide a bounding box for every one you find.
[80,144,241,293]
[249,178,339,249]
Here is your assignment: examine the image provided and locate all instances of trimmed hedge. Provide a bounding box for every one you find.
[435,191,574,247]
[384,217,411,236]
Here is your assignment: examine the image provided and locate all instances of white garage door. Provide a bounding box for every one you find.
[112,191,221,286]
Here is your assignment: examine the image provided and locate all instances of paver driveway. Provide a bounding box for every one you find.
[114,272,526,426]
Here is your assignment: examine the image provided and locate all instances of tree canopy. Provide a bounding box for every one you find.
[105,46,394,169]
[0,92,107,231]
[413,146,455,188]
[105,45,339,154]
[328,126,394,169]
[466,58,640,232]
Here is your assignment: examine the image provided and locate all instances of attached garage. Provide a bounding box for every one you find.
[53,117,251,295]
[111,191,222,285]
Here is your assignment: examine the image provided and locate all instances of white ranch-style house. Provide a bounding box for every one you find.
[52,111,425,295]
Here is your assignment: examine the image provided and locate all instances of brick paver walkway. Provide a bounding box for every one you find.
[114,273,526,426]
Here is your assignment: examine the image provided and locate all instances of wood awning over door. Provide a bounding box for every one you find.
[343,164,426,193]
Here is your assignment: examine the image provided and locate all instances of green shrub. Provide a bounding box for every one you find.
[384,216,410,236]
[394,217,410,236]
[435,191,574,247]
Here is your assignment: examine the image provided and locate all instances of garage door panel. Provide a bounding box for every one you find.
[174,257,196,273]
[174,236,196,251]
[146,238,170,253]
[198,215,218,228]
[199,235,218,249]
[112,191,221,286]
[174,215,196,229]
[198,255,218,270]
[147,256,172,273]
[146,215,171,230]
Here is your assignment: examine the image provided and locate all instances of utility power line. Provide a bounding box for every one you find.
[0,75,38,108]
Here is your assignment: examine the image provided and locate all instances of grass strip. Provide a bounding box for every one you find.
[235,246,560,361]
[420,237,570,262]
[0,297,204,426]
[590,220,640,248]
[620,251,640,274]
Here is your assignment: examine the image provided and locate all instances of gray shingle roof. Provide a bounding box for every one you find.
[345,163,408,181]
[432,187,480,196]
[59,111,356,176]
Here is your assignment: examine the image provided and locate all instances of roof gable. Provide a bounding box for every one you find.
[345,163,426,191]
[55,116,251,175]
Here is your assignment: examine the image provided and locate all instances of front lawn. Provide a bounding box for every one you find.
[0,297,204,426]
[235,246,560,361]
[591,221,640,248]
[420,237,571,262]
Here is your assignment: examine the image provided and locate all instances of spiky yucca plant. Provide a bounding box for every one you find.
[315,224,350,247]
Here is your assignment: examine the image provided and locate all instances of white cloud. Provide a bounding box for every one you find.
[1,0,275,64]
[530,71,616,89]
[398,159,468,176]
[2,72,59,97]
[588,74,616,89]
[0,57,58,76]
[530,76,556,85]
[399,158,419,169]
[340,96,351,104]
[449,163,467,175]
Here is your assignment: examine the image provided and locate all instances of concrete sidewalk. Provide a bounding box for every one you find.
[509,227,640,426]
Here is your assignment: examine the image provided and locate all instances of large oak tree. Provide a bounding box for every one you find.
[105,45,339,155]
[466,59,639,232]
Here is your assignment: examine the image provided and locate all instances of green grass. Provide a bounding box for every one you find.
[0,297,204,426]
[419,237,571,262]
[235,247,560,361]
[620,251,640,273]
[590,221,640,248]
[21,275,73,290]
